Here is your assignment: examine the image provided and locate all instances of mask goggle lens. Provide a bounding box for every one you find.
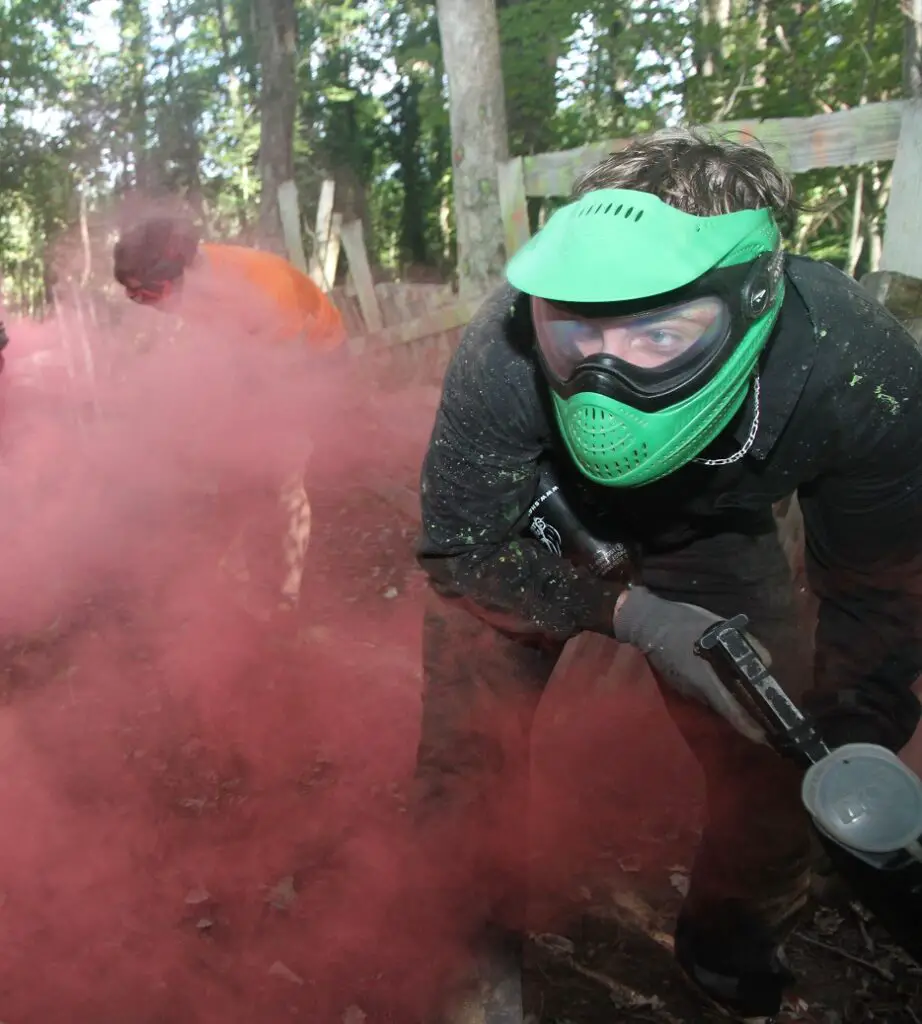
[533,296,730,382]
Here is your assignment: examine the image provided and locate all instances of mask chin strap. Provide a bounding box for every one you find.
[691,246,782,469]
[693,373,761,467]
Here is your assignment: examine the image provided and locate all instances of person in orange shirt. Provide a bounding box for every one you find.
[113,215,346,351]
[112,215,346,614]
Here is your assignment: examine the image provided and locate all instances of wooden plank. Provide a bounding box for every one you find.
[322,212,343,291]
[329,282,363,335]
[522,100,905,198]
[720,100,905,173]
[339,218,384,333]
[523,138,632,200]
[346,294,488,357]
[880,99,922,280]
[277,179,309,274]
[308,178,336,289]
[497,155,531,257]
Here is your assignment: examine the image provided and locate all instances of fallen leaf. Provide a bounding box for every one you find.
[669,872,690,897]
[531,933,576,956]
[266,875,297,911]
[813,908,843,936]
[269,961,304,986]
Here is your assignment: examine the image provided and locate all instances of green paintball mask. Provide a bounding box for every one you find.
[505,188,785,488]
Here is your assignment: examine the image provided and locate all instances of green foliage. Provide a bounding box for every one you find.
[0,0,909,310]
[496,0,577,155]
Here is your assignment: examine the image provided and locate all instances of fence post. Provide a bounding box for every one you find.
[863,99,922,345]
[339,219,383,333]
[879,99,922,279]
[308,179,337,289]
[277,180,309,274]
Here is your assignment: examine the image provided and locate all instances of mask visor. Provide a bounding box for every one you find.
[533,295,731,385]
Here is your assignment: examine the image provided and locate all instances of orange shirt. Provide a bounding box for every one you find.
[199,243,345,351]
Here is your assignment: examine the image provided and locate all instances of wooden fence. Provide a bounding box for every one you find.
[497,99,906,257]
[335,279,478,389]
[7,103,912,401]
[313,99,909,389]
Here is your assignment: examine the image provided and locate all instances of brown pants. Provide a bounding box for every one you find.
[414,516,816,954]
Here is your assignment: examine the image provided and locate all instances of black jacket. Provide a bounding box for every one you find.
[417,256,922,701]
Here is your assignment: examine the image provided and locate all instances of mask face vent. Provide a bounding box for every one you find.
[577,202,645,224]
[564,404,650,481]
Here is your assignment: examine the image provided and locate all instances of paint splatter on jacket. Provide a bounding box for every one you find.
[418,256,922,708]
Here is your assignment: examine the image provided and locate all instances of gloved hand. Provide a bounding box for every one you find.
[614,585,767,744]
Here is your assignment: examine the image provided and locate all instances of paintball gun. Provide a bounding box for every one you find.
[524,464,634,581]
[522,467,922,961]
[696,615,922,963]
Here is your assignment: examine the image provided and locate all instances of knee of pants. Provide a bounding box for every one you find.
[420,588,563,706]
[415,588,562,786]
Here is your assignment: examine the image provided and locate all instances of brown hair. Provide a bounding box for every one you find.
[113,215,201,287]
[572,126,797,224]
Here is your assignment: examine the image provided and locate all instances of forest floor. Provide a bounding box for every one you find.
[0,383,918,1023]
[520,880,922,1023]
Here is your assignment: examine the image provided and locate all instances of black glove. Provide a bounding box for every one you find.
[614,585,767,744]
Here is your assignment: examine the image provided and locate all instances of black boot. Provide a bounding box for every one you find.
[441,927,524,1024]
[673,906,796,1023]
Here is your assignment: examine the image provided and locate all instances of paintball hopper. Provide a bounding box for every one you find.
[696,615,922,963]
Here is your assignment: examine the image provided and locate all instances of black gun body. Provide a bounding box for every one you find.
[696,617,922,965]
[523,472,922,963]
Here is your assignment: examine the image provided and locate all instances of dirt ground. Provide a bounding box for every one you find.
[519,883,922,1023]
[0,385,919,1023]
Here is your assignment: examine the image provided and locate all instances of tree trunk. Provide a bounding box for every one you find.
[254,0,297,250]
[905,0,922,98]
[436,0,510,298]
[751,0,769,93]
[606,4,635,133]
[495,0,564,155]
[860,164,888,276]
[689,0,734,121]
[160,0,204,202]
[326,93,373,261]
[116,0,151,191]
[215,0,252,226]
[397,76,430,269]
[846,170,865,277]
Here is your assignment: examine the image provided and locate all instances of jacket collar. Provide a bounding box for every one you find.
[729,256,819,460]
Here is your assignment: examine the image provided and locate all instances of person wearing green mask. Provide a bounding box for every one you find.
[413,128,922,1023]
